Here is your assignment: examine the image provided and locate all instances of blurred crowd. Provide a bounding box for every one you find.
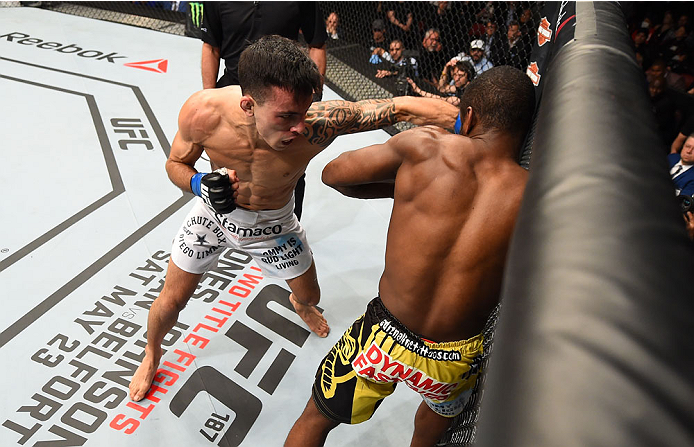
[322,1,539,102]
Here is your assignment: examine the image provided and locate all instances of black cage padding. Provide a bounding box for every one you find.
[475,3,694,446]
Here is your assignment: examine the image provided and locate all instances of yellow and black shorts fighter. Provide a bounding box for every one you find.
[312,296,484,424]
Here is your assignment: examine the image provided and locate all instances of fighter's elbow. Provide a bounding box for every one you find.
[321,163,340,188]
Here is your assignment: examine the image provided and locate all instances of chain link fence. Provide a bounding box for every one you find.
[3,2,543,103]
[0,2,543,445]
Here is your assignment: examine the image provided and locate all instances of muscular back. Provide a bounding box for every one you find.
[378,127,528,342]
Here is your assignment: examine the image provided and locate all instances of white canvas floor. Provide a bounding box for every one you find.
[0,6,422,446]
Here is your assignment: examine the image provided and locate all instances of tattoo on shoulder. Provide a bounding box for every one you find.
[303,99,396,146]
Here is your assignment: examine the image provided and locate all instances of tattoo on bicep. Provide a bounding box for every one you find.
[303,99,396,146]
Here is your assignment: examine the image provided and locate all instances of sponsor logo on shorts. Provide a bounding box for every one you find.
[352,343,459,402]
[178,216,226,259]
[426,389,472,417]
[379,319,462,361]
[259,236,304,271]
[214,214,282,239]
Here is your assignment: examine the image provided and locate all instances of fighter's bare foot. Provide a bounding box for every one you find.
[129,351,161,401]
[289,293,330,338]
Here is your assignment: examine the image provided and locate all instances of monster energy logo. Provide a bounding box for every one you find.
[190,2,204,28]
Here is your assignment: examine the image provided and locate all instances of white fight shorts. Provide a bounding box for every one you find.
[171,196,313,280]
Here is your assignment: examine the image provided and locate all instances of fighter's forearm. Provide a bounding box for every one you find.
[165,158,199,193]
[304,96,457,146]
[393,96,458,129]
[303,99,396,145]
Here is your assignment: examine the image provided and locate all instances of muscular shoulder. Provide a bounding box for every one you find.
[178,89,227,144]
[392,125,465,162]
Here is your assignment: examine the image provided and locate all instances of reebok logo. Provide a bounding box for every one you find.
[1,31,126,62]
[124,59,168,73]
[1,31,167,73]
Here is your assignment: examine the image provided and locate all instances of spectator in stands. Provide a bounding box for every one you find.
[653,10,676,47]
[374,39,420,79]
[676,13,689,30]
[667,133,694,240]
[326,12,340,41]
[496,1,520,30]
[416,28,448,86]
[671,115,694,154]
[518,5,537,39]
[440,60,475,94]
[646,59,688,92]
[632,15,656,43]
[407,60,475,106]
[385,1,416,50]
[482,19,503,63]
[663,26,694,76]
[634,28,658,70]
[474,1,495,25]
[670,45,693,79]
[495,20,530,70]
[461,2,488,38]
[426,1,459,52]
[650,74,684,149]
[669,134,694,194]
[451,39,494,77]
[369,19,389,64]
[685,211,694,241]
[198,1,327,221]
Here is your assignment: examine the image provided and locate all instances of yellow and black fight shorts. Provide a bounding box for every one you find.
[312,296,484,424]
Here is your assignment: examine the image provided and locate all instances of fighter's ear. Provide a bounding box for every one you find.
[240,96,255,117]
[462,106,476,135]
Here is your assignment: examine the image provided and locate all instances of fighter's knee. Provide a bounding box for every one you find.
[153,292,190,314]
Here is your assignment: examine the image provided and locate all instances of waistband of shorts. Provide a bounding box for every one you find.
[370,296,483,351]
[230,195,296,223]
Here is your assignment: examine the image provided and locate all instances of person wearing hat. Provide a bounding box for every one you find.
[450,39,494,78]
[369,19,389,64]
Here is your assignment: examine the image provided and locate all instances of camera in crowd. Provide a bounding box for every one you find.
[394,60,416,96]
[678,194,693,213]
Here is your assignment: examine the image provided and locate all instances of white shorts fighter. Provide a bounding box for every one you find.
[171,196,313,279]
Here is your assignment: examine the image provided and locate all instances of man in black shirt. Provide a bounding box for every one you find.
[417,28,448,86]
[199,1,327,89]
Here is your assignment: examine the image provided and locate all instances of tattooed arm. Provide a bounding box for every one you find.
[302,97,458,146]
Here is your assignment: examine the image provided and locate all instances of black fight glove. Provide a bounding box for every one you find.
[191,168,236,214]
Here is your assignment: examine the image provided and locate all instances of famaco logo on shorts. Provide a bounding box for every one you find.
[0,31,168,73]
